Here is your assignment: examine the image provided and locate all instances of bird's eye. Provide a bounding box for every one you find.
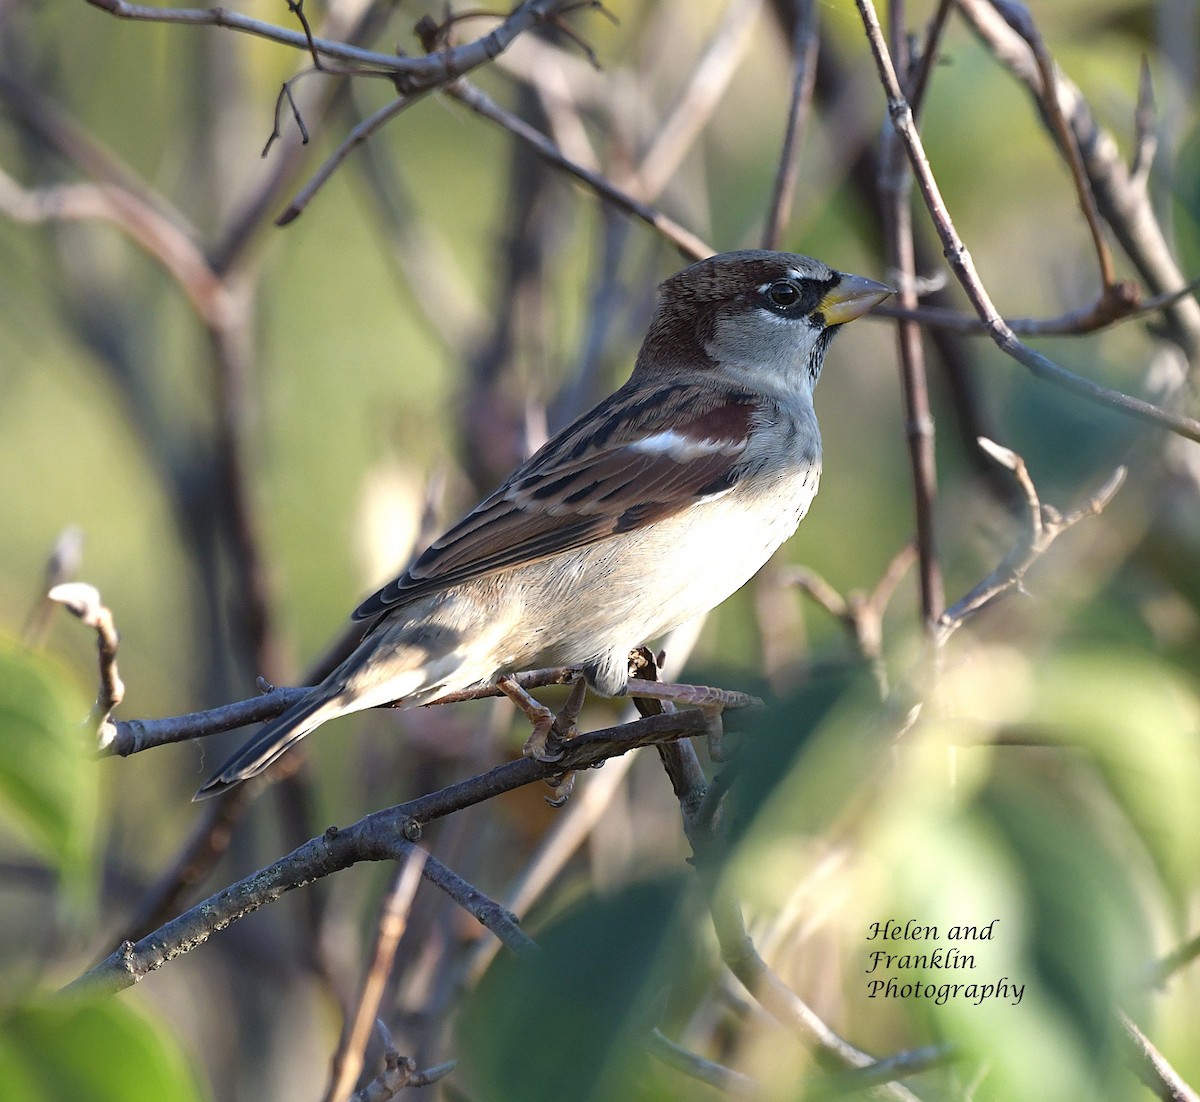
[764,279,802,309]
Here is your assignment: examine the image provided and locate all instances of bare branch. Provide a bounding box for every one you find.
[442,77,714,260]
[351,1022,457,1102]
[708,874,924,1098]
[873,276,1200,336]
[107,686,309,757]
[956,0,1200,363]
[906,0,954,119]
[762,0,819,250]
[637,655,922,1098]
[877,2,945,630]
[418,847,539,958]
[101,667,579,758]
[82,0,576,90]
[632,0,763,202]
[0,166,230,327]
[276,95,424,225]
[1121,1011,1200,1102]
[854,0,1200,443]
[936,445,1127,644]
[646,1028,759,1097]
[989,0,1120,290]
[325,850,427,1102]
[806,1043,958,1096]
[783,542,916,694]
[63,707,717,998]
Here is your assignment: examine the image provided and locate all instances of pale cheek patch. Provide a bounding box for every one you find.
[628,430,740,459]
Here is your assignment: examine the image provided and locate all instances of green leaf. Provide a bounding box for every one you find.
[460,876,697,1102]
[0,997,208,1102]
[1009,648,1200,897]
[0,638,98,896]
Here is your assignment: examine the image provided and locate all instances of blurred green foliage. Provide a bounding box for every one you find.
[0,997,207,1102]
[0,640,98,906]
[460,875,697,1102]
[0,0,1197,1098]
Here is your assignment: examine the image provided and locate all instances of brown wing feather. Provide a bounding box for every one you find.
[354,382,756,621]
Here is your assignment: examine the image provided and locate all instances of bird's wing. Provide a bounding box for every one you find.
[354,381,759,620]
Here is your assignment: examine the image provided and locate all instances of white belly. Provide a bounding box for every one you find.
[505,463,821,677]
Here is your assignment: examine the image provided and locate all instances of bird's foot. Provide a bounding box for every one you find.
[624,677,762,761]
[498,672,587,765]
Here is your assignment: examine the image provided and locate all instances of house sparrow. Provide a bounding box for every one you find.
[197,250,891,798]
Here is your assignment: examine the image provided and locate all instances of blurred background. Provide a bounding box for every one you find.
[1,0,1199,1099]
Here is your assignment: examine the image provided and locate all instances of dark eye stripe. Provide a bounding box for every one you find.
[757,274,837,318]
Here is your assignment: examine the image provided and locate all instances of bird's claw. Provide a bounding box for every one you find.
[544,771,576,806]
[522,717,565,763]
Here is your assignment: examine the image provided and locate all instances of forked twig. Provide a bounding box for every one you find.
[854,0,1200,444]
[936,439,1127,644]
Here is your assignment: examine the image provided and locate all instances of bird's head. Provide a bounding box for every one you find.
[634,250,892,391]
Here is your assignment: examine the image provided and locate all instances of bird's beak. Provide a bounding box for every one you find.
[819,274,894,326]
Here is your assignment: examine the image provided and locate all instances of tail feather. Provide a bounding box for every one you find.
[193,654,461,800]
[194,693,347,800]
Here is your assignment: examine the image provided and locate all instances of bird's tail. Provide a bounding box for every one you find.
[194,692,350,800]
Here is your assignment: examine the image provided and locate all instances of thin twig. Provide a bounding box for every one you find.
[1151,931,1200,985]
[783,542,917,696]
[647,682,921,1098]
[101,667,578,758]
[351,1023,457,1102]
[263,75,313,156]
[878,0,945,630]
[805,1043,958,1098]
[631,0,763,202]
[83,0,573,88]
[0,166,231,326]
[325,850,428,1102]
[905,0,953,120]
[873,277,1200,335]
[1121,1011,1200,1102]
[706,886,919,1098]
[443,77,714,260]
[105,687,309,757]
[47,583,125,749]
[646,1028,759,1097]
[277,95,424,225]
[854,0,1200,443]
[935,442,1127,644]
[955,0,1200,363]
[988,0,1119,290]
[763,0,819,249]
[1128,58,1157,192]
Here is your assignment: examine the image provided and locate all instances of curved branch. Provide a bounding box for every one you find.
[854,0,1200,444]
[956,0,1200,365]
[82,0,574,91]
[64,707,712,998]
